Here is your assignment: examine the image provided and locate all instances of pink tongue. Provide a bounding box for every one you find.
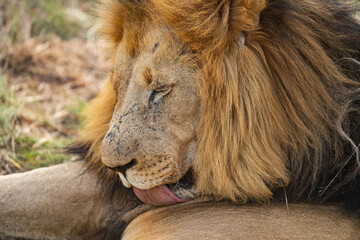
[133,185,186,206]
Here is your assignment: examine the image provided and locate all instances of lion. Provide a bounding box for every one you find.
[82,0,360,210]
[1,0,360,239]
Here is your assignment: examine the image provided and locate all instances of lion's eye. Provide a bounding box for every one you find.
[148,87,171,109]
[149,89,160,104]
[148,89,162,109]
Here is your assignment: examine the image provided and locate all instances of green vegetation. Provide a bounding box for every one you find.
[31,0,85,40]
[1,0,93,44]
[0,0,94,173]
[0,75,21,153]
[15,136,72,170]
[64,96,87,131]
[0,74,76,170]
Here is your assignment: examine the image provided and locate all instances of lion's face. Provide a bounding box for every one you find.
[101,26,200,203]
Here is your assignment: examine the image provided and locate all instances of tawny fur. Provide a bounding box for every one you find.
[1,167,358,239]
[75,0,360,209]
[123,203,360,240]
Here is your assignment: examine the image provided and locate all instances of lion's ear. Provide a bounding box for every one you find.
[154,0,266,52]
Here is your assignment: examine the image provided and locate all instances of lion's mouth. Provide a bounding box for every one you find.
[133,170,194,206]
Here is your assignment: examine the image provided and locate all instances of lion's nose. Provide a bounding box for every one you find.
[106,158,137,177]
[101,127,139,168]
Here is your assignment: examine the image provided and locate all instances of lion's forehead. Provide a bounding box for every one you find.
[113,27,196,90]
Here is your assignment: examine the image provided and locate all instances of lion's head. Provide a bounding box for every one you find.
[74,0,360,208]
[101,24,200,204]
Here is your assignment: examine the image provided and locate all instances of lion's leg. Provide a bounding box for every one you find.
[0,161,141,240]
[123,202,360,240]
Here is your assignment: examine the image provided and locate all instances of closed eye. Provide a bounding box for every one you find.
[148,88,172,109]
[149,89,160,104]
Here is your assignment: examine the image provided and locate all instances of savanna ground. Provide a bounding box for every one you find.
[0,0,359,240]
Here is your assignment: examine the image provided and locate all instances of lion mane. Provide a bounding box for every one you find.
[70,0,360,213]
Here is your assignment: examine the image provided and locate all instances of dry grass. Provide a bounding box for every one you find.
[0,0,111,175]
[0,37,111,173]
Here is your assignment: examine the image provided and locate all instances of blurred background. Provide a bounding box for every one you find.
[0,0,111,182]
[0,0,358,239]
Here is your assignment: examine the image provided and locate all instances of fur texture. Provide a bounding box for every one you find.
[123,203,360,240]
[0,161,142,239]
[1,167,359,239]
[70,0,360,213]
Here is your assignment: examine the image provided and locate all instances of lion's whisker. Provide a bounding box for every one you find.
[319,143,360,197]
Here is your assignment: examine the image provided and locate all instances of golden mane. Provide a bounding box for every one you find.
[72,0,360,204]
